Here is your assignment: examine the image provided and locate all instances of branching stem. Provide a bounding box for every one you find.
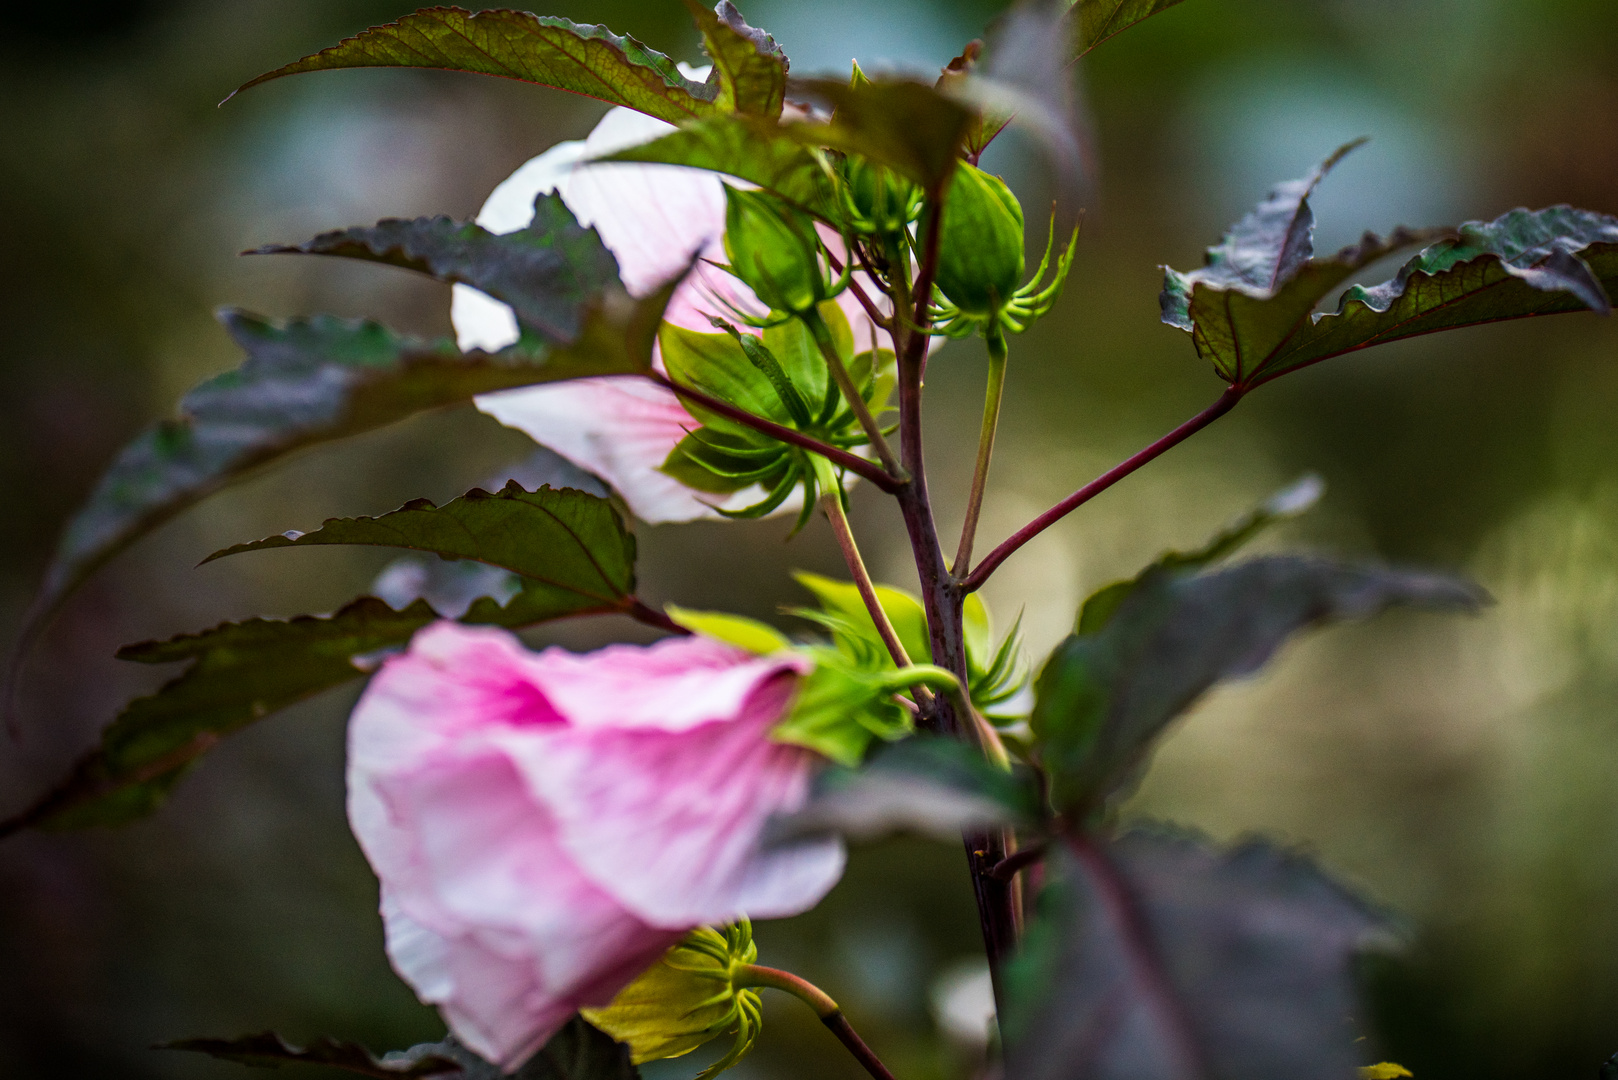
[646,371,902,493]
[952,324,1009,577]
[802,307,901,476]
[735,965,896,1080]
[964,386,1244,592]
[810,458,918,677]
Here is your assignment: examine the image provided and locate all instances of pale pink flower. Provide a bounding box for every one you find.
[347,622,844,1069]
[454,105,888,524]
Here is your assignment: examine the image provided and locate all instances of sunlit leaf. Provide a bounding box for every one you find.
[252,194,619,342]
[162,1031,459,1077]
[22,237,672,645]
[1032,556,1485,814]
[1076,474,1323,634]
[685,0,788,118]
[1069,0,1190,59]
[1004,829,1385,1080]
[228,7,718,126]
[5,485,642,833]
[1161,147,1618,386]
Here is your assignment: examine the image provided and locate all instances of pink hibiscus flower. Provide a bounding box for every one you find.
[452,105,889,524]
[347,622,844,1069]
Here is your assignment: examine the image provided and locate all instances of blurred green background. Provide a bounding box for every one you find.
[3,0,1617,1076]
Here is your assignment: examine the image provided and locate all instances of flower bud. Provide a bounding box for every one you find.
[582,923,763,1080]
[933,163,1026,318]
[724,188,828,315]
[843,156,921,236]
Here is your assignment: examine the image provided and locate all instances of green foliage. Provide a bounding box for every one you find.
[1032,556,1485,815]
[1161,146,1618,387]
[229,7,718,126]
[4,485,641,834]
[933,163,1026,319]
[788,77,976,191]
[1070,0,1191,59]
[162,1031,461,1077]
[684,0,789,119]
[722,188,832,315]
[769,649,957,767]
[1003,830,1383,1079]
[252,194,621,342]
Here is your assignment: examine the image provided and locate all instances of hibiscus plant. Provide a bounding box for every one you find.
[5,0,1617,1077]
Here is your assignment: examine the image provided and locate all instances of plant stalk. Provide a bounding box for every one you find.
[810,457,915,673]
[963,386,1245,592]
[952,324,1009,578]
[801,307,901,476]
[735,965,897,1080]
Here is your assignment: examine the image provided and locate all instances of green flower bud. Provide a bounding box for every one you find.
[723,188,829,315]
[843,156,921,236]
[933,163,1026,318]
[582,923,762,1080]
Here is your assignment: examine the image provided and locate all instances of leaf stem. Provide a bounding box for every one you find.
[622,598,691,636]
[810,457,916,674]
[734,965,896,1080]
[822,248,892,332]
[801,307,901,476]
[646,371,902,493]
[963,386,1244,592]
[952,324,1009,577]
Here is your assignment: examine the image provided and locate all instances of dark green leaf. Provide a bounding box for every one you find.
[23,251,672,646]
[599,116,841,219]
[1075,474,1323,635]
[252,194,619,342]
[1004,829,1384,1080]
[162,1031,459,1077]
[1161,149,1617,386]
[1070,0,1191,59]
[1032,556,1485,814]
[205,482,636,613]
[228,7,718,126]
[685,0,788,118]
[767,736,1039,845]
[787,77,976,191]
[5,498,636,835]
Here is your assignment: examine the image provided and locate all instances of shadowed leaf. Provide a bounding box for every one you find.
[788,77,976,190]
[252,194,620,341]
[162,1031,459,1077]
[205,482,636,610]
[6,486,640,834]
[1076,474,1323,635]
[1070,0,1191,59]
[685,0,788,118]
[1032,556,1486,813]
[1161,150,1617,386]
[1004,829,1385,1080]
[228,7,718,126]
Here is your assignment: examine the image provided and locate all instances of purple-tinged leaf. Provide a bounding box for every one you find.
[3,485,645,834]
[787,77,976,191]
[1069,0,1192,60]
[685,0,788,119]
[1032,556,1485,815]
[227,7,718,126]
[1005,829,1385,1080]
[251,194,620,343]
[162,1031,459,1077]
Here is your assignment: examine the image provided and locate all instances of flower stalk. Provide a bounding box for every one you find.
[801,305,900,476]
[734,965,897,1080]
[952,323,1009,578]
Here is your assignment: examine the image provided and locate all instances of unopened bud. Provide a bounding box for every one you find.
[724,188,829,315]
[933,163,1026,318]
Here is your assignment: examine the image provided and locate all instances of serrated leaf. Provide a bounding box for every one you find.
[1161,149,1618,386]
[1032,556,1485,814]
[252,194,620,342]
[162,1031,459,1077]
[1004,829,1384,1080]
[205,483,636,613]
[22,247,673,648]
[767,736,1038,845]
[685,0,788,118]
[1070,0,1190,59]
[228,7,719,126]
[1076,474,1323,635]
[4,509,637,836]
[788,77,976,191]
[599,116,841,220]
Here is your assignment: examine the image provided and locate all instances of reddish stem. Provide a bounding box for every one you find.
[962,387,1244,593]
